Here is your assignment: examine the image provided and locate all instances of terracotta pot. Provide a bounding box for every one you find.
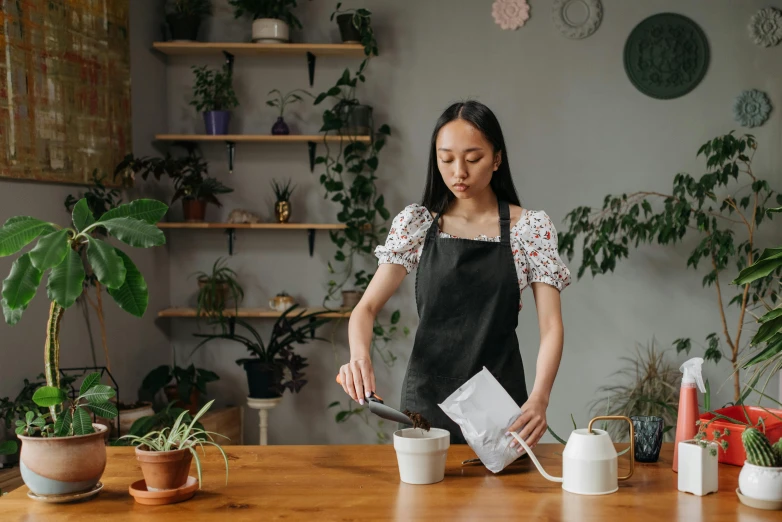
[275,200,291,223]
[197,278,231,311]
[17,423,107,497]
[164,385,200,415]
[182,199,207,222]
[135,446,193,491]
[341,290,363,309]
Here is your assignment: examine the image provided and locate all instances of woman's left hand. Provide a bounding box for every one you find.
[506,394,549,452]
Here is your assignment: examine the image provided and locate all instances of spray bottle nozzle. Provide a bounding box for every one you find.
[680,357,706,393]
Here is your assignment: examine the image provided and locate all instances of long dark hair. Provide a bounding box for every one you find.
[421,100,521,215]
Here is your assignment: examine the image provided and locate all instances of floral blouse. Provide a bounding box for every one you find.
[374,204,572,309]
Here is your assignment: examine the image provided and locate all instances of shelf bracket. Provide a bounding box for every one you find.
[226,228,236,255]
[306,52,316,87]
[228,317,236,336]
[308,317,316,339]
[307,228,315,257]
[227,141,236,173]
[307,141,317,172]
[223,51,235,73]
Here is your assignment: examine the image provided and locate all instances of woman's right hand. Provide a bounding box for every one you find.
[339,358,376,405]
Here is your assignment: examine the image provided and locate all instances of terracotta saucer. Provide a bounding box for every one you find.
[736,488,782,510]
[27,482,103,503]
[129,476,198,505]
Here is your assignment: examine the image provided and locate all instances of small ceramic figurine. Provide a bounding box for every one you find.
[269,292,296,312]
[227,209,262,224]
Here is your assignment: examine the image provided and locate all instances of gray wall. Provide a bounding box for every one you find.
[0,1,170,407]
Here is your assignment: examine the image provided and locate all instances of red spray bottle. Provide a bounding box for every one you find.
[673,357,705,472]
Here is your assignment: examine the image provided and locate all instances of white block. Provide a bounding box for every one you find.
[678,440,719,496]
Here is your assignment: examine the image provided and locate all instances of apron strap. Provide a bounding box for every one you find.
[498,200,511,245]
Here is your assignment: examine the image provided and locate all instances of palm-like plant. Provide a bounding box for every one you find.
[0,199,168,421]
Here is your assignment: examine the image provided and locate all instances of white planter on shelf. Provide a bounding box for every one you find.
[739,461,782,501]
[677,440,719,496]
[252,18,289,43]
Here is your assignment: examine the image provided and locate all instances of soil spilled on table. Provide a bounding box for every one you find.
[403,410,431,431]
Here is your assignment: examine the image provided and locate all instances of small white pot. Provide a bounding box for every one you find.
[739,461,782,501]
[393,428,450,485]
[677,440,719,496]
[252,18,289,43]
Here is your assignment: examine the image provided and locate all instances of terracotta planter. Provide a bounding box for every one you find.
[135,446,193,491]
[182,199,207,222]
[341,290,363,309]
[164,385,200,415]
[17,423,107,497]
[275,200,291,223]
[198,278,231,311]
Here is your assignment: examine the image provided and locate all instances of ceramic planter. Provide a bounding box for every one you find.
[336,14,361,43]
[182,199,207,222]
[269,293,295,312]
[699,406,782,466]
[339,104,373,136]
[166,14,201,41]
[341,290,363,309]
[275,200,291,223]
[118,402,155,436]
[677,440,718,496]
[252,18,289,43]
[203,111,231,135]
[135,446,193,491]
[197,278,231,310]
[739,461,782,501]
[17,423,107,497]
[393,428,450,484]
[241,359,283,399]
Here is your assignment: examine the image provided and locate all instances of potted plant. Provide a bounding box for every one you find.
[141,364,219,416]
[14,372,119,499]
[190,63,239,135]
[165,0,213,41]
[271,178,295,223]
[738,427,782,503]
[0,198,166,498]
[341,289,363,309]
[193,257,244,320]
[266,88,312,135]
[120,400,229,492]
[228,0,303,43]
[193,306,332,398]
[331,3,375,47]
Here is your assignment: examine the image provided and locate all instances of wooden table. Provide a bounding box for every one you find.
[1,444,778,521]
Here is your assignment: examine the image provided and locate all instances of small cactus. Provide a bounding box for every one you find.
[773,437,782,463]
[742,427,780,467]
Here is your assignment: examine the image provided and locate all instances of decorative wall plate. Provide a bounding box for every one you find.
[552,0,603,39]
[492,0,531,31]
[733,89,772,128]
[624,13,710,100]
[749,7,782,47]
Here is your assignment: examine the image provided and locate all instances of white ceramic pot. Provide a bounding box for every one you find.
[119,402,155,436]
[677,440,718,496]
[739,461,782,501]
[393,428,450,485]
[252,18,289,43]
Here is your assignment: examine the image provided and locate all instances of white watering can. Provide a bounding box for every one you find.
[511,416,635,495]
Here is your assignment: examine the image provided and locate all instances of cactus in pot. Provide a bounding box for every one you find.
[743,427,781,467]
[739,425,782,502]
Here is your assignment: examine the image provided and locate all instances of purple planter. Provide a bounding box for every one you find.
[271,116,290,135]
[203,111,231,135]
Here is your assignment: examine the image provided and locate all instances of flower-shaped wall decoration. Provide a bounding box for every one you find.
[733,89,772,128]
[492,0,531,31]
[749,7,782,47]
[552,0,603,39]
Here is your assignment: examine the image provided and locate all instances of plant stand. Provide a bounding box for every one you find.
[246,397,282,445]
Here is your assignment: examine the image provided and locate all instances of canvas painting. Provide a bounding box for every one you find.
[0,0,131,185]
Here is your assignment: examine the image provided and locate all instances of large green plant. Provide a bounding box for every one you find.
[560,133,781,401]
[228,0,303,27]
[0,198,168,421]
[331,2,376,54]
[141,364,219,406]
[190,63,239,113]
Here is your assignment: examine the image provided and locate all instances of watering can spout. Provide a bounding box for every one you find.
[510,433,563,483]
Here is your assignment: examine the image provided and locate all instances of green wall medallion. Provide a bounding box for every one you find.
[624,13,710,100]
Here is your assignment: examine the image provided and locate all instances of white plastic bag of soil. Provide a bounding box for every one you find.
[438,367,524,473]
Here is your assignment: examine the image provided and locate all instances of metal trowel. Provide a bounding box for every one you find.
[335,374,413,426]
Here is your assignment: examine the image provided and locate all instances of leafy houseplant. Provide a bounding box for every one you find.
[559,133,781,402]
[190,63,239,135]
[193,257,244,321]
[165,0,213,41]
[229,0,303,43]
[121,400,229,491]
[331,3,375,48]
[141,364,220,415]
[266,88,312,135]
[271,178,295,223]
[193,306,333,398]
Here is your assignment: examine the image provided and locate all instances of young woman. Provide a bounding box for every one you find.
[339,100,570,448]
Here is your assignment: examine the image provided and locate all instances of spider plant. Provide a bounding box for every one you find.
[119,400,229,488]
[270,178,295,202]
[192,257,244,321]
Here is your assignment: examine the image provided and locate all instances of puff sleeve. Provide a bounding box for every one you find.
[374,204,433,274]
[518,210,572,291]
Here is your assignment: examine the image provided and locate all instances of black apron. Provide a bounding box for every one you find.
[400,199,528,444]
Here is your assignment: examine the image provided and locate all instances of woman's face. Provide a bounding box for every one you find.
[435,119,501,200]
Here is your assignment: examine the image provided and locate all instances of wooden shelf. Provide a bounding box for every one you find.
[152,42,366,57]
[158,307,352,319]
[155,134,371,143]
[158,223,346,230]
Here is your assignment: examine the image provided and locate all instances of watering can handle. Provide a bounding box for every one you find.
[509,432,563,483]
[588,415,635,481]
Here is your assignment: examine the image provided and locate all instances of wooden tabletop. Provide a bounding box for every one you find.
[1,443,777,521]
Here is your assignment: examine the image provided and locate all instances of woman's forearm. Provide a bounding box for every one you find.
[529,323,564,403]
[348,304,376,360]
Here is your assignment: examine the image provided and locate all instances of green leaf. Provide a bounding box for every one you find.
[328,401,340,408]
[2,253,43,310]
[79,372,101,396]
[31,416,46,428]
[744,334,782,367]
[54,410,72,437]
[0,217,55,257]
[46,248,85,309]
[80,384,115,403]
[733,249,782,285]
[29,230,70,271]
[88,401,118,419]
[98,199,168,225]
[86,237,126,289]
[751,317,782,345]
[391,310,400,324]
[0,440,18,455]
[98,217,165,248]
[72,407,94,436]
[25,411,34,424]
[2,298,23,325]
[32,386,67,407]
[72,199,95,232]
[107,250,148,317]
